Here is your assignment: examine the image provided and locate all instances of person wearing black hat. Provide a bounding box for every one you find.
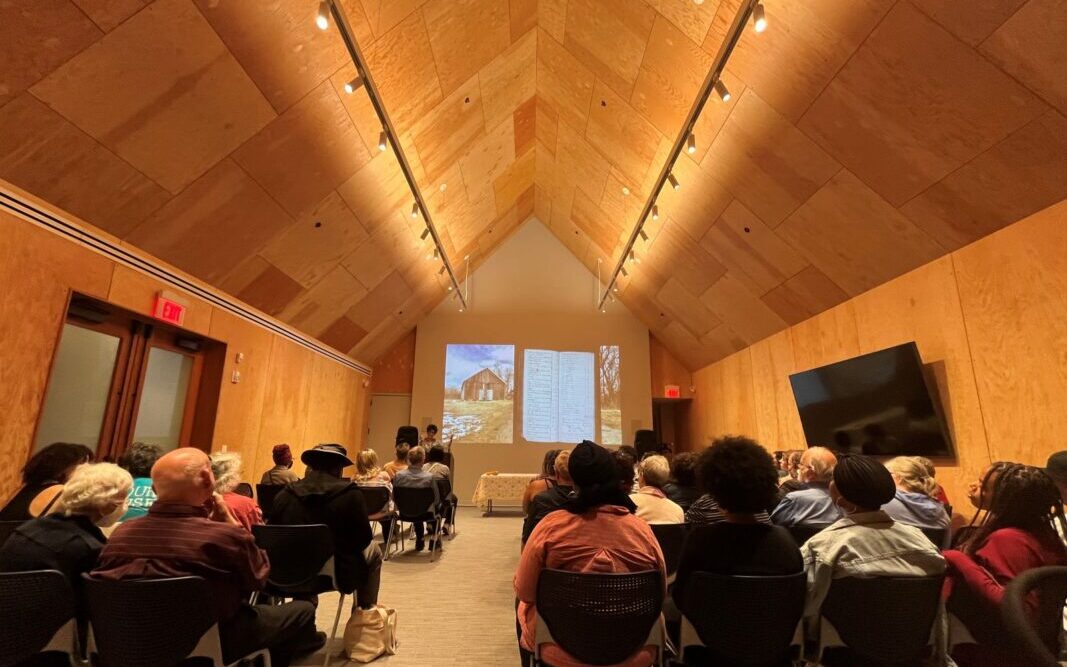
[271,444,382,611]
[515,441,665,667]
[800,455,944,642]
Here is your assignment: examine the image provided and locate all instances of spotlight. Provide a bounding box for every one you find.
[316,1,330,30]
[686,132,696,154]
[378,130,388,152]
[439,265,447,276]
[420,228,430,241]
[652,205,659,221]
[753,2,767,32]
[668,172,680,190]
[459,307,465,313]
[613,286,619,293]
[600,308,606,313]
[433,248,440,260]
[344,77,363,94]
[411,202,419,219]
[629,250,638,264]
[714,80,731,103]
[621,267,629,278]
[639,229,649,242]
[448,285,453,291]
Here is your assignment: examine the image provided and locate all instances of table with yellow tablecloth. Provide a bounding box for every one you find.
[472,473,538,513]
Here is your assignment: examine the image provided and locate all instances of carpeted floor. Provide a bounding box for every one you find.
[295,506,524,666]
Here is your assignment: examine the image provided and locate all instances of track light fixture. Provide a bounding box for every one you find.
[621,267,629,278]
[714,80,731,102]
[668,173,680,190]
[652,205,659,221]
[344,77,363,94]
[686,133,697,154]
[420,228,430,241]
[316,1,330,30]
[411,202,419,219]
[613,286,619,293]
[439,265,447,275]
[753,2,767,33]
[639,229,649,242]
[377,130,388,152]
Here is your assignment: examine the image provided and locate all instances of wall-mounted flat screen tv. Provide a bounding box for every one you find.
[788,342,954,458]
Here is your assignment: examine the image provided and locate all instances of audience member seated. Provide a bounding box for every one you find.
[260,444,300,486]
[800,455,945,633]
[117,442,161,521]
[1044,451,1067,540]
[615,446,639,494]
[521,450,573,544]
[272,444,383,611]
[882,456,951,537]
[210,452,263,533]
[673,437,803,611]
[93,448,322,667]
[384,426,419,479]
[916,455,950,506]
[421,423,440,449]
[522,449,560,515]
[771,447,842,527]
[0,443,93,521]
[393,446,443,552]
[425,444,452,480]
[630,455,683,524]
[352,449,394,544]
[662,452,701,512]
[944,463,1067,667]
[515,440,666,667]
[0,462,131,585]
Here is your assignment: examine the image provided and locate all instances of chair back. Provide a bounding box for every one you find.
[82,574,218,667]
[435,477,453,499]
[234,482,254,498]
[356,485,391,515]
[0,570,76,667]
[821,574,945,666]
[787,523,828,546]
[252,523,336,594]
[680,570,806,666]
[919,527,947,549]
[1002,565,1067,667]
[0,520,23,547]
[536,569,663,665]
[393,486,436,519]
[255,483,283,519]
[650,523,687,577]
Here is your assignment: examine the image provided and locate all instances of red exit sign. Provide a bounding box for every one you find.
[664,385,681,399]
[153,291,187,326]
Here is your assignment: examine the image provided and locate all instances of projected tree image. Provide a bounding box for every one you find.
[600,345,621,444]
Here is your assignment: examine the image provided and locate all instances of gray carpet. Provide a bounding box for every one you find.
[295,506,524,666]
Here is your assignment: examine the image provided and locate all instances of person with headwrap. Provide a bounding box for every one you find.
[384,426,420,479]
[260,444,300,486]
[800,455,945,657]
[514,441,666,667]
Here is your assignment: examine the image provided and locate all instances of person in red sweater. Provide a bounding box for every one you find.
[944,463,1067,667]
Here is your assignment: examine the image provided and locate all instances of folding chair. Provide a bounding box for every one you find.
[255,484,283,521]
[252,524,343,667]
[1002,565,1067,667]
[0,520,24,548]
[0,570,80,667]
[649,523,687,583]
[435,477,459,538]
[82,574,269,667]
[355,485,399,559]
[786,523,829,547]
[678,570,806,666]
[535,569,664,666]
[392,486,445,562]
[234,482,254,498]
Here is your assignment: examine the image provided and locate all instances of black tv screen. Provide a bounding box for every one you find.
[788,343,954,458]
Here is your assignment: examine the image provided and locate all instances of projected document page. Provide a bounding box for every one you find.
[523,349,594,443]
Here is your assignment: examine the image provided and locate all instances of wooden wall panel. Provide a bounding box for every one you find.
[208,311,273,467]
[254,339,315,479]
[685,199,1067,519]
[370,329,417,394]
[649,332,693,398]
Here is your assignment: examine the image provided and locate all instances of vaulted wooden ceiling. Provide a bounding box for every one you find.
[1,0,1064,370]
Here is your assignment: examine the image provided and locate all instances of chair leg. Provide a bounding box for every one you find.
[430,516,445,563]
[323,593,345,667]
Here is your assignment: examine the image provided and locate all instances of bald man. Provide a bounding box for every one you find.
[93,448,323,667]
[770,447,844,527]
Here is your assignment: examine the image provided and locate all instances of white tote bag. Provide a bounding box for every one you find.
[343,605,399,663]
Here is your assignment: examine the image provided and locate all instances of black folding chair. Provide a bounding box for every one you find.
[234,482,254,498]
[0,570,79,667]
[678,571,806,666]
[392,486,445,562]
[786,524,829,547]
[650,523,687,582]
[82,574,269,667]
[435,477,459,537]
[819,574,945,666]
[919,527,948,549]
[0,520,23,548]
[534,569,664,666]
[256,484,283,521]
[252,524,343,667]
[355,485,398,559]
[1002,565,1067,667]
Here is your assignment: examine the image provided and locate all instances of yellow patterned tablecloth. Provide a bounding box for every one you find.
[472,473,537,512]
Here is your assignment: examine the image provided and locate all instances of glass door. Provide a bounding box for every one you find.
[129,345,200,453]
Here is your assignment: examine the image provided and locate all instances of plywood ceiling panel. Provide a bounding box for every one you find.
[0,0,1062,368]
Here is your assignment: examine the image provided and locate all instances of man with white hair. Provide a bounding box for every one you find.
[93,448,322,667]
[630,454,684,524]
[0,462,131,584]
[770,446,843,527]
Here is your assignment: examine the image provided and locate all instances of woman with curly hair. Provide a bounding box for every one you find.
[0,442,93,520]
[209,451,262,532]
[946,463,1067,667]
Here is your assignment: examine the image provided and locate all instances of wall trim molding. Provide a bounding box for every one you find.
[0,187,372,377]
